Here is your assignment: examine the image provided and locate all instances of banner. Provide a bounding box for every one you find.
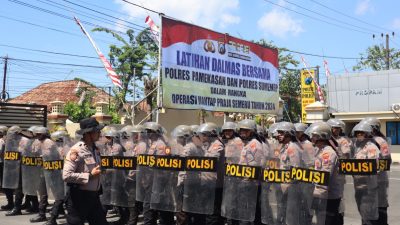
[300,69,316,122]
[161,17,279,114]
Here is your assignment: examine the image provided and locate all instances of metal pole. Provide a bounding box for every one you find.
[132,68,136,125]
[155,14,164,123]
[386,34,390,70]
[2,56,8,101]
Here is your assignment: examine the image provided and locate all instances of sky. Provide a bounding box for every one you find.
[1,0,400,99]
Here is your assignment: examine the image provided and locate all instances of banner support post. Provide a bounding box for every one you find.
[155,14,164,123]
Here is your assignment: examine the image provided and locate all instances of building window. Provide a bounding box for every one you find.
[386,122,400,145]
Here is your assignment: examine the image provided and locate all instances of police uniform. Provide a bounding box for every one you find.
[203,139,224,225]
[279,142,302,225]
[313,145,340,225]
[332,136,352,225]
[126,141,146,225]
[63,141,108,225]
[352,140,379,225]
[373,136,391,225]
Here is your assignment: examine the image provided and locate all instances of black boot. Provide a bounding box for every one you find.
[30,214,47,223]
[0,203,14,211]
[42,218,57,225]
[5,208,22,216]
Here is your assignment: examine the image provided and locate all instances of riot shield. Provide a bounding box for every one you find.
[21,137,42,196]
[182,141,216,215]
[221,139,261,222]
[100,140,123,206]
[150,140,184,212]
[2,132,22,189]
[261,141,287,225]
[299,140,315,225]
[135,143,154,203]
[341,138,379,223]
[375,137,391,213]
[42,139,65,200]
[110,141,137,207]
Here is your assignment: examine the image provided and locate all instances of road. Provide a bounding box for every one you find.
[1,164,399,225]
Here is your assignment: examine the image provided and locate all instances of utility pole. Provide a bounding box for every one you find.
[2,56,8,101]
[385,34,390,70]
[373,32,395,70]
[132,68,136,125]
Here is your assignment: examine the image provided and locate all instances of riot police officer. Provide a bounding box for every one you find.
[196,122,224,225]
[125,125,146,225]
[0,125,13,211]
[222,119,263,225]
[360,117,391,225]
[351,122,380,225]
[4,126,25,216]
[306,121,341,225]
[327,118,351,225]
[62,117,108,225]
[276,122,303,225]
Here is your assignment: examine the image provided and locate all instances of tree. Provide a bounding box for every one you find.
[64,89,96,122]
[255,39,301,122]
[353,44,400,71]
[92,28,159,122]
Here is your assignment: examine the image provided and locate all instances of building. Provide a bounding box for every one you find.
[327,69,400,153]
[9,79,112,109]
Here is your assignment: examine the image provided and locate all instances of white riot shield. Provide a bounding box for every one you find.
[2,132,22,189]
[21,137,42,196]
[150,141,184,212]
[221,140,261,222]
[42,140,65,200]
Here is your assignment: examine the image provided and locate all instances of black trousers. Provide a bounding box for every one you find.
[378,207,388,225]
[206,188,225,225]
[127,201,143,225]
[48,199,63,220]
[66,187,108,225]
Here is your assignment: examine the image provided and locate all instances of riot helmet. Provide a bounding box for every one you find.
[351,122,373,139]
[305,121,332,141]
[360,117,380,131]
[8,125,21,134]
[0,125,8,136]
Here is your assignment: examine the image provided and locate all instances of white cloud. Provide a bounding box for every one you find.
[257,9,304,38]
[115,0,240,29]
[355,0,374,15]
[392,18,400,30]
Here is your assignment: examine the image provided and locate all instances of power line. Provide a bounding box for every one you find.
[262,0,373,35]
[279,0,379,34]
[2,56,157,71]
[77,0,141,20]
[2,56,103,68]
[0,44,98,59]
[0,14,118,45]
[38,0,143,32]
[121,0,161,15]
[308,0,392,33]
[61,0,148,30]
[8,0,132,36]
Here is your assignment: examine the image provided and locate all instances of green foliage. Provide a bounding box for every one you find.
[254,39,301,122]
[353,44,400,71]
[64,101,95,123]
[92,28,159,116]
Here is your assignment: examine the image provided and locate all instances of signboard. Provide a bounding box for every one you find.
[161,17,279,114]
[301,69,316,122]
